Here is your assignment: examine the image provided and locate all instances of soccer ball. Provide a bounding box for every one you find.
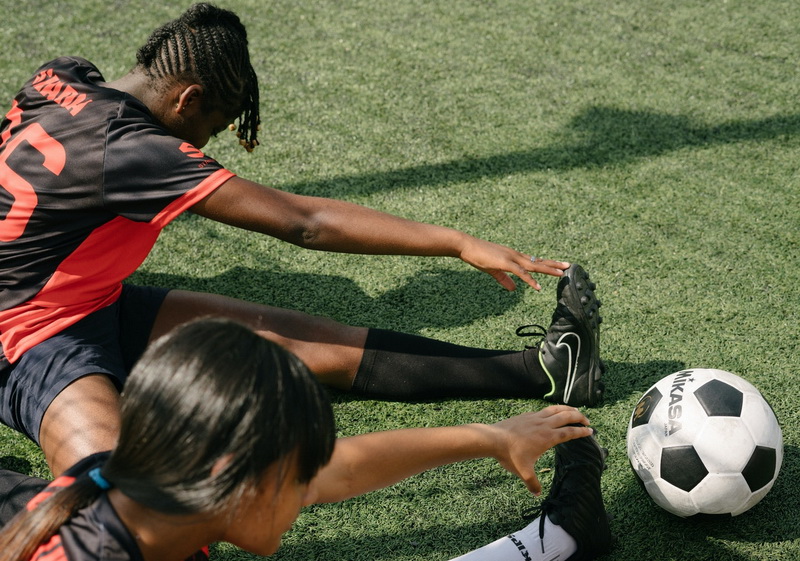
[626,368,782,517]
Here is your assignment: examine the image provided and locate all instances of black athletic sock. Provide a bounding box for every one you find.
[351,328,552,399]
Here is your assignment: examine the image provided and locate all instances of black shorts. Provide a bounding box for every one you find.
[0,285,169,444]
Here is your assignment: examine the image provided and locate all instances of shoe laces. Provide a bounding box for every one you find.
[515,324,547,349]
[521,459,593,554]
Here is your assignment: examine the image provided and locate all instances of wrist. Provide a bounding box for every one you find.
[460,422,503,461]
[452,230,476,260]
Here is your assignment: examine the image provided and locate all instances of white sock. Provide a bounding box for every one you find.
[449,515,577,561]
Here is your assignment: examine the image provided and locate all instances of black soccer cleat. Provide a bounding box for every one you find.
[518,264,604,406]
[531,428,613,561]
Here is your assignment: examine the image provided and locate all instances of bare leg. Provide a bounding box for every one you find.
[39,290,367,475]
[150,289,368,390]
[39,374,121,476]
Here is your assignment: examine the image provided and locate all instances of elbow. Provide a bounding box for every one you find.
[298,221,321,248]
[291,213,328,249]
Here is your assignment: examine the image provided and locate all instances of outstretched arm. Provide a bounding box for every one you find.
[310,405,591,503]
[191,176,568,290]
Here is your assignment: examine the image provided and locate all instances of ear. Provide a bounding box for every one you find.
[175,84,205,116]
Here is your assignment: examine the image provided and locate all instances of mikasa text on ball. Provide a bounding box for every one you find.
[626,368,782,517]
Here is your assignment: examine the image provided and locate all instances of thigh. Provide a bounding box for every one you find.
[151,290,368,388]
[0,302,129,475]
[39,374,120,476]
[0,305,126,446]
[35,286,168,475]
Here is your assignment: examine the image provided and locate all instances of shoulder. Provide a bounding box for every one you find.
[25,453,120,561]
[38,56,102,75]
[31,56,105,84]
[61,495,142,561]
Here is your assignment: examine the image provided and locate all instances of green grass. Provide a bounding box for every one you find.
[2,0,799,559]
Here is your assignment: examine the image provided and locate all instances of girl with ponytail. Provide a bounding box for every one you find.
[0,318,606,561]
[0,318,335,561]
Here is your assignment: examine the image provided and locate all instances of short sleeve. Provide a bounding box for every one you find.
[102,100,231,222]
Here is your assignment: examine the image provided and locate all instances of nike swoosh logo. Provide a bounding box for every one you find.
[556,332,581,403]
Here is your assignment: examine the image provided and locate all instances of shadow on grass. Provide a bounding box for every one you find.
[130,266,528,334]
[608,444,799,560]
[266,444,798,561]
[0,456,34,473]
[601,359,686,406]
[134,269,684,404]
[275,106,800,197]
[252,520,520,561]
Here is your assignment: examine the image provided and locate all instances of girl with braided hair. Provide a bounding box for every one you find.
[0,3,604,478]
[0,319,610,561]
[133,2,260,151]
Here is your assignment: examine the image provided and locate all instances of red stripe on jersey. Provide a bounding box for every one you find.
[26,475,76,511]
[150,169,233,230]
[30,535,67,561]
[0,169,233,363]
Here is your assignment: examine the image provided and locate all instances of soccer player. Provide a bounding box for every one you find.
[0,3,604,477]
[0,319,612,561]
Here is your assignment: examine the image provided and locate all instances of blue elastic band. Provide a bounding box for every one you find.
[88,468,112,491]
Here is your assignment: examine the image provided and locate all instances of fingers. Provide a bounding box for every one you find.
[553,423,594,445]
[539,404,590,425]
[522,469,543,496]
[516,422,591,496]
[490,270,519,292]
[543,407,593,441]
[459,237,569,291]
[526,257,570,278]
[505,256,569,291]
[513,267,541,291]
[493,406,590,442]
[492,406,592,489]
[510,407,592,495]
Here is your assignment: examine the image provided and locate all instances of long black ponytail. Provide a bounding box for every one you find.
[0,476,104,561]
[0,318,336,561]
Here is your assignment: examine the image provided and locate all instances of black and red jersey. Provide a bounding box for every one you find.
[26,453,210,561]
[0,57,234,365]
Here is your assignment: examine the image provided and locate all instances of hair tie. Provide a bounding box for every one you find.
[88,468,112,491]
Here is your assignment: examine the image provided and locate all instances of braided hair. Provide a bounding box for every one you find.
[136,3,260,151]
